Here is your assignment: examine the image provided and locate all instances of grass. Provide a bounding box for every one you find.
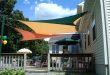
[0,69,25,75]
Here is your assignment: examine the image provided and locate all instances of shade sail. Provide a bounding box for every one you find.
[55,38,79,45]
[15,28,63,41]
[34,11,87,25]
[73,18,81,25]
[18,11,87,35]
[18,21,77,35]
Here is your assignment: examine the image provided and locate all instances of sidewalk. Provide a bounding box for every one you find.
[26,66,48,72]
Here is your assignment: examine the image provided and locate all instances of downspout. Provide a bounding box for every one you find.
[100,0,109,75]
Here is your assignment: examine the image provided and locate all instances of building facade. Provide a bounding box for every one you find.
[79,0,110,75]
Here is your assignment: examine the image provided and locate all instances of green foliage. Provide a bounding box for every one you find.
[13,10,29,21]
[0,0,16,15]
[0,69,25,75]
[32,40,49,55]
[19,40,49,55]
[0,0,49,55]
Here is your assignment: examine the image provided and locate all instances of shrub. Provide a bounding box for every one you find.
[0,69,25,75]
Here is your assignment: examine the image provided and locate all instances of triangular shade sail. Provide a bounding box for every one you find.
[15,28,63,41]
[19,21,77,35]
[73,18,81,25]
[18,11,87,35]
[34,11,87,25]
[55,38,79,45]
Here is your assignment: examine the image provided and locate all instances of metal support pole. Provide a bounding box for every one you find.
[0,15,5,54]
[24,53,27,70]
[48,53,50,71]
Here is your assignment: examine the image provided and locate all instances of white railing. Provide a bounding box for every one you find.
[50,53,94,72]
[0,53,24,70]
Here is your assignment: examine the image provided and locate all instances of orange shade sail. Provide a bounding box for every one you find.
[15,28,63,41]
[19,20,77,35]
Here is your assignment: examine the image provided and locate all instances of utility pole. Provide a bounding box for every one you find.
[0,15,5,54]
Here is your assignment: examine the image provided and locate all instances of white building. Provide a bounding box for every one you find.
[79,0,110,75]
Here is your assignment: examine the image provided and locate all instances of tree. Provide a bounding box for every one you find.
[13,10,29,21]
[0,0,49,54]
[0,0,17,53]
[0,0,16,15]
[31,40,49,55]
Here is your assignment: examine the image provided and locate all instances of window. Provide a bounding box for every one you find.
[52,45,56,53]
[88,34,90,45]
[88,31,90,46]
[56,45,59,53]
[71,45,80,53]
[85,34,86,49]
[93,25,96,40]
[52,45,59,53]
[92,20,96,41]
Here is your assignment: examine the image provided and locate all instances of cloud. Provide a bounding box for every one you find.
[24,0,30,4]
[34,3,77,20]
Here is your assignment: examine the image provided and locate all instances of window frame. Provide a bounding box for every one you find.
[52,44,59,53]
[92,19,96,41]
[88,30,90,46]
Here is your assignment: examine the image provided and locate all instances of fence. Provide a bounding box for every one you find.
[0,53,94,72]
[49,53,94,72]
[0,53,24,70]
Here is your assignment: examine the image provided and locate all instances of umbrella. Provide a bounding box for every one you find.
[55,38,79,45]
[17,48,32,70]
[17,48,32,54]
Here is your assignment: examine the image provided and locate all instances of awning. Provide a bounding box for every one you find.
[15,28,63,41]
[18,21,77,35]
[34,11,87,25]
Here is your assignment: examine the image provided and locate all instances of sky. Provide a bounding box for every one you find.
[14,0,84,20]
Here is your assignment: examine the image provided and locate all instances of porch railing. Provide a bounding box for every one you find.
[0,53,24,70]
[49,53,94,72]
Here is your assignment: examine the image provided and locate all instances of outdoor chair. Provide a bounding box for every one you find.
[35,61,41,68]
[41,60,47,68]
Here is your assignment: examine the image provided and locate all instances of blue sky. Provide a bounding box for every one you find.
[14,0,84,20]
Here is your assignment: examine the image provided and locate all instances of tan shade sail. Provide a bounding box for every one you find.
[19,20,77,35]
[73,18,81,25]
[15,28,63,41]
